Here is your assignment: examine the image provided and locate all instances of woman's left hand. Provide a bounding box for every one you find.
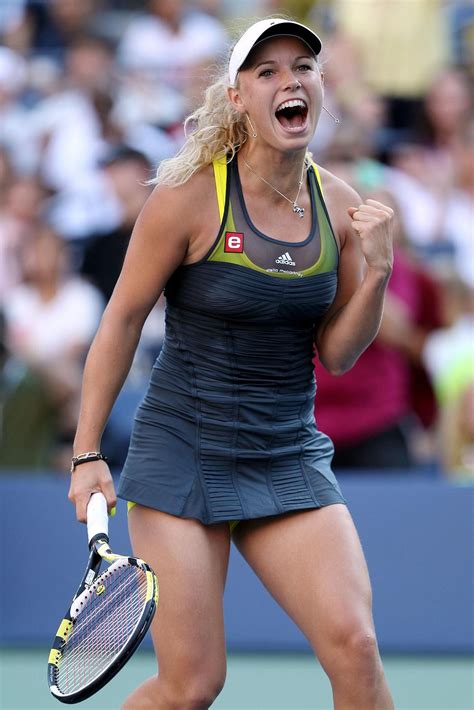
[348,199,394,276]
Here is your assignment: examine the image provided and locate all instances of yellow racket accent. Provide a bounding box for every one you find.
[145,570,157,603]
[97,542,122,563]
[57,619,73,642]
[49,649,61,667]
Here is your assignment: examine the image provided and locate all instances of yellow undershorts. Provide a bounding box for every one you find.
[127,501,240,533]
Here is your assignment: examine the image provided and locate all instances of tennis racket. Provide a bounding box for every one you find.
[47,492,159,704]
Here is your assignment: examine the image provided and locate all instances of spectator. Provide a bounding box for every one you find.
[3,224,104,366]
[0,309,59,470]
[439,379,474,479]
[423,275,474,477]
[3,0,99,63]
[118,0,227,96]
[0,46,32,174]
[332,0,450,133]
[309,30,390,163]
[0,174,47,302]
[418,68,472,151]
[28,33,118,191]
[314,191,443,470]
[76,147,164,468]
[80,147,152,301]
[386,104,474,288]
[3,224,105,466]
[44,132,171,248]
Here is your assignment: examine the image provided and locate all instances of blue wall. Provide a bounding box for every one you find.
[0,473,472,652]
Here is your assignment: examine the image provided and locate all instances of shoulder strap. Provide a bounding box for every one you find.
[212,156,228,222]
[311,161,324,196]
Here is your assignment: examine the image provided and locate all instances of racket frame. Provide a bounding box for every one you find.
[47,500,158,704]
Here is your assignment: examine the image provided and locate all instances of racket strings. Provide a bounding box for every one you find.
[55,564,149,694]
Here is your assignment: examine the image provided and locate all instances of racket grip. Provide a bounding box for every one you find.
[87,492,109,545]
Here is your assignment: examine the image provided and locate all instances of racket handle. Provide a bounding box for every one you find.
[87,492,109,545]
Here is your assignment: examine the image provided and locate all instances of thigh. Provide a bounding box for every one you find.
[128,505,230,680]
[233,505,375,662]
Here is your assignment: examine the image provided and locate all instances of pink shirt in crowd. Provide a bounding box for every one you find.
[314,249,441,447]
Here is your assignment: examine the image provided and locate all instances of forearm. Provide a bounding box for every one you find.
[317,267,391,375]
[73,312,144,454]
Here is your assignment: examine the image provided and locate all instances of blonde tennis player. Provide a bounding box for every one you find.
[69,18,394,709]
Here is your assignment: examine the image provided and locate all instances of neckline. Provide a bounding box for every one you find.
[234,157,318,247]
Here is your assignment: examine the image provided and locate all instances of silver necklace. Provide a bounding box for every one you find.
[242,157,307,218]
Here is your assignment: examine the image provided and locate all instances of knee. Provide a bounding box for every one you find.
[345,629,379,664]
[162,673,226,710]
[326,625,380,672]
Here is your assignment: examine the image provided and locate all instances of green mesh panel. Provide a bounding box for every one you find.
[208,163,338,279]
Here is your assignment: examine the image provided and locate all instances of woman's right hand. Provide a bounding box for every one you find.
[68,460,117,523]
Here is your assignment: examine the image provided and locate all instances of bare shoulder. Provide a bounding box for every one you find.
[317,165,361,210]
[130,163,219,266]
[315,165,362,247]
[106,164,218,321]
[140,163,216,233]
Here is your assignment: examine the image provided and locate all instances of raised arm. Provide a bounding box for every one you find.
[69,182,194,521]
[315,175,394,375]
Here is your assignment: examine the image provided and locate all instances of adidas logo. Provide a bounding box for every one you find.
[275,251,296,266]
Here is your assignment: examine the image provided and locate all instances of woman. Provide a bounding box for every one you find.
[69,18,394,709]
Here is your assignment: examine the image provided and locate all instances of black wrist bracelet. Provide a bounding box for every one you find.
[70,452,108,473]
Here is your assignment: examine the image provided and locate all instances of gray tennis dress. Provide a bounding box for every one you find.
[117,155,345,524]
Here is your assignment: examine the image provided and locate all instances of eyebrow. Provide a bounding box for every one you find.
[253,55,314,70]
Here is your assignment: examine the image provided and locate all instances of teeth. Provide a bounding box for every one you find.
[276,99,307,112]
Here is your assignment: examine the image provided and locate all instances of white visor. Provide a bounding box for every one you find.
[228,18,322,86]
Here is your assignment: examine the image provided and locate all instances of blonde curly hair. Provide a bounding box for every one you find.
[152,70,249,187]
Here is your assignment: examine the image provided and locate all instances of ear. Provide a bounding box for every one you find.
[227,85,246,115]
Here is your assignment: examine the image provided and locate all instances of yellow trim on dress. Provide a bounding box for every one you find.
[212,155,228,221]
[312,161,324,195]
[212,155,324,205]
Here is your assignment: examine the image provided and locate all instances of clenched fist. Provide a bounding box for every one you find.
[348,199,394,276]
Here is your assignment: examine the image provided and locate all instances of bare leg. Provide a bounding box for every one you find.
[234,504,394,709]
[121,506,230,709]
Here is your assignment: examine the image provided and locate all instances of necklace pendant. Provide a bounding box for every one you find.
[293,204,305,219]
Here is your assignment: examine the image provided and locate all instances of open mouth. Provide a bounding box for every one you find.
[275,99,308,130]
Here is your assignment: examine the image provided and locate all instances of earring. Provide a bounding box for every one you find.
[246,114,257,138]
[322,105,340,124]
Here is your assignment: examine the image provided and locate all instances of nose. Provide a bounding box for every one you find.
[281,69,301,92]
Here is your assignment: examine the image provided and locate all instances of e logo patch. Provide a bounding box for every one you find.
[224,232,244,253]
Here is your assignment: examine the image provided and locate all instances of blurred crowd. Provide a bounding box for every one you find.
[0,0,473,478]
